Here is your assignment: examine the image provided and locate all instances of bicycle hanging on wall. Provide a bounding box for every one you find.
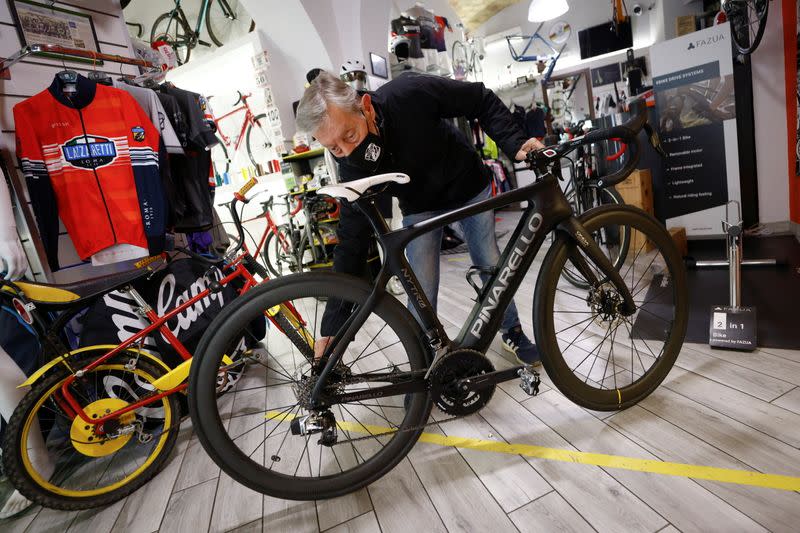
[150,0,255,65]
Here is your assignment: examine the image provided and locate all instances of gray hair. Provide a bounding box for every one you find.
[296,71,361,134]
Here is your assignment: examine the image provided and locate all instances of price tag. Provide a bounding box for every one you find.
[251,50,270,70]
[708,305,757,351]
[254,69,269,88]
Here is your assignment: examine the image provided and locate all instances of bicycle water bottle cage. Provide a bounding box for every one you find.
[466,266,498,299]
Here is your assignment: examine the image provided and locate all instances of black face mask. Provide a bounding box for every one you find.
[346,118,384,173]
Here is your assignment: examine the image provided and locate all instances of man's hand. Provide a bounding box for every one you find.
[515,138,546,161]
[314,336,334,362]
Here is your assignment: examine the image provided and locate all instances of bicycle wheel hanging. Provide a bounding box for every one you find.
[151,12,192,65]
[723,0,769,55]
[205,0,255,48]
[245,114,274,169]
[188,273,432,500]
[452,41,469,81]
[2,350,180,510]
[535,205,688,411]
[559,186,630,289]
[470,54,483,82]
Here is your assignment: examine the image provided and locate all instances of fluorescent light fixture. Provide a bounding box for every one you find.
[528,0,568,22]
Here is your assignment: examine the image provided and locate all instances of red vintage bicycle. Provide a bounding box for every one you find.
[210,90,274,174]
[1,179,314,510]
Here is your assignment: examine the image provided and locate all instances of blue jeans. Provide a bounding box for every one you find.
[402,185,521,333]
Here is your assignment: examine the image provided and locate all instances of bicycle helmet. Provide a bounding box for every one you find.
[389,34,411,62]
[340,59,368,90]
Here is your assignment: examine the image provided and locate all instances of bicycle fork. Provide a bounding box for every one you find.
[558,216,636,315]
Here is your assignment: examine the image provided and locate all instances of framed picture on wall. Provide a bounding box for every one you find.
[8,0,102,65]
[370,52,388,79]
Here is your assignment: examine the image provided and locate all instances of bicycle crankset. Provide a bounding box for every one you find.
[429,349,495,416]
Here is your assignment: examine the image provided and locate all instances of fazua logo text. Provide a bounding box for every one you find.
[687,33,724,50]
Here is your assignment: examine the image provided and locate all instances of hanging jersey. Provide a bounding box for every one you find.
[112,80,184,154]
[13,74,166,272]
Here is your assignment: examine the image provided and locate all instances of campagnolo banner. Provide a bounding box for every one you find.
[79,259,235,366]
[649,22,740,237]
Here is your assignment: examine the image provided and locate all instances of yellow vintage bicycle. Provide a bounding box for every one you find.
[1,180,313,510]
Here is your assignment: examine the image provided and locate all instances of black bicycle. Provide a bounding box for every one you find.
[186,104,689,500]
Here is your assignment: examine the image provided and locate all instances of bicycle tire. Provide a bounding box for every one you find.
[452,41,468,80]
[205,0,255,48]
[151,12,192,65]
[534,205,688,411]
[471,53,483,82]
[245,113,273,168]
[262,225,300,277]
[188,272,432,500]
[211,135,230,176]
[560,186,630,289]
[725,0,769,55]
[2,351,180,510]
[270,306,314,362]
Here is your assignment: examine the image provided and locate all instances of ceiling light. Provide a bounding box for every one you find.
[528,0,569,22]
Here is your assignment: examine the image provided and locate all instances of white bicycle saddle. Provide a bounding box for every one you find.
[318,173,410,202]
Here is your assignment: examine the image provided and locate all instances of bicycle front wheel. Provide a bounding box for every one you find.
[534,205,688,411]
[205,0,255,48]
[2,349,180,510]
[560,186,630,289]
[211,135,230,176]
[188,273,431,500]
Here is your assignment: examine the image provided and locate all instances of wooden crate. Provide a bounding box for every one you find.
[615,169,653,214]
[669,226,688,257]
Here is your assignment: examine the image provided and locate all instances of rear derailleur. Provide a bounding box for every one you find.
[290,410,338,446]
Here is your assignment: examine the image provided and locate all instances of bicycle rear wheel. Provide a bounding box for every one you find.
[263,225,300,277]
[245,114,273,168]
[151,12,192,65]
[560,186,630,289]
[724,0,769,55]
[534,205,688,411]
[2,349,180,510]
[211,135,230,176]
[188,273,432,500]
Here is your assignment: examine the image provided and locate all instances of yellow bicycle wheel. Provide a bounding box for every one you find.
[2,349,180,510]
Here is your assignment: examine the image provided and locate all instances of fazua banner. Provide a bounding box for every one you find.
[650,22,740,236]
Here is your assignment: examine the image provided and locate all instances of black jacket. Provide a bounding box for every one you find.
[333,73,527,273]
[320,73,528,335]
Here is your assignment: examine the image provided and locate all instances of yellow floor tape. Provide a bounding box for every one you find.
[266,410,800,491]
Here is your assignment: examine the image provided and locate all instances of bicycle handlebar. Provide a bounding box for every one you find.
[527,102,662,187]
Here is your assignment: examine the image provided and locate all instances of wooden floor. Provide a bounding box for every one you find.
[5,210,800,533]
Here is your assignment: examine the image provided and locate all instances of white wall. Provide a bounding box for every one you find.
[1,0,146,282]
[241,0,334,138]
[751,0,791,223]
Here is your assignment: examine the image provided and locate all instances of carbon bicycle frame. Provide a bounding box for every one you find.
[311,174,637,405]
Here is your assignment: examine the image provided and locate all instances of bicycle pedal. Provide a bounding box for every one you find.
[517,366,541,396]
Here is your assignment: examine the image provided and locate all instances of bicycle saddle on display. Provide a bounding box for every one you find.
[319,173,410,202]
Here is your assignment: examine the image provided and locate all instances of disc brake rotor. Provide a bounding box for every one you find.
[70,398,136,457]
